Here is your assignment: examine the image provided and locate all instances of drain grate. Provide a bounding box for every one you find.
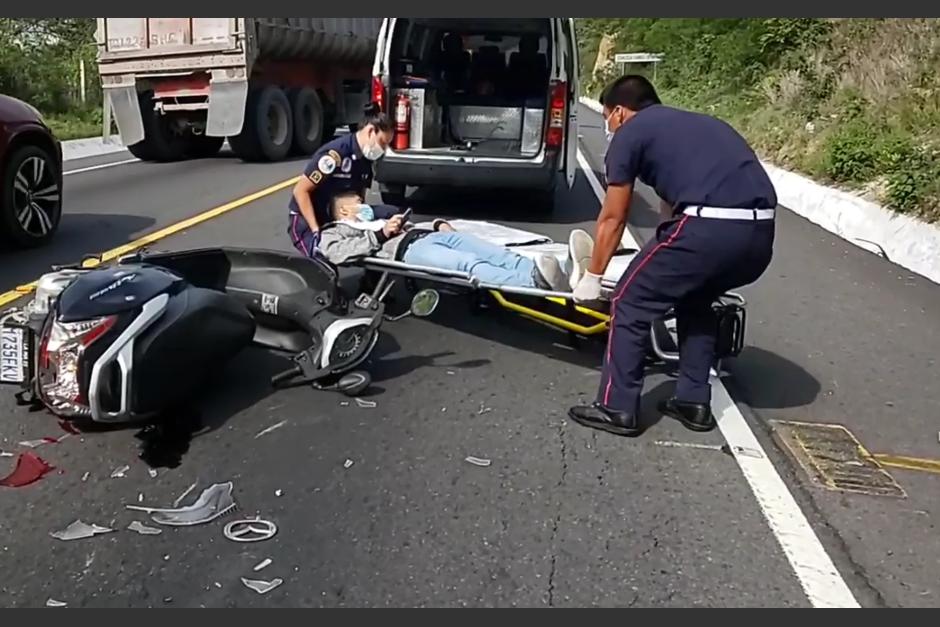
[771,420,906,499]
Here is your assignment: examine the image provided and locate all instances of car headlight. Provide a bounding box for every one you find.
[38,315,116,417]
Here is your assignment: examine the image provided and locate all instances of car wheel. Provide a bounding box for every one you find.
[1,145,62,247]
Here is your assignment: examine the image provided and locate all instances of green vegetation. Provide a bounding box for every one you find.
[0,18,105,140]
[576,18,940,221]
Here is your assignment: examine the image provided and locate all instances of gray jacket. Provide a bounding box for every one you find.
[318,222,424,265]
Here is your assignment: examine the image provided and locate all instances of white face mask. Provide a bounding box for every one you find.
[604,117,614,143]
[363,141,386,161]
[356,204,375,221]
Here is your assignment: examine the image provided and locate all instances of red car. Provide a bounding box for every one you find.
[0,94,63,247]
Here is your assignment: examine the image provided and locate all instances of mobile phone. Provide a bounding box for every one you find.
[400,207,413,222]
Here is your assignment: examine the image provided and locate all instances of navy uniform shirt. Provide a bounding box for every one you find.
[605,105,777,212]
[288,133,374,227]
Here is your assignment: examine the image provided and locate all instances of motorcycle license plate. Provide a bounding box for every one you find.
[0,324,30,385]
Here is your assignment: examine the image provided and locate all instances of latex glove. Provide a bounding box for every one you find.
[572,271,603,303]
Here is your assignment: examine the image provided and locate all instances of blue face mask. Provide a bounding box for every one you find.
[356,204,375,222]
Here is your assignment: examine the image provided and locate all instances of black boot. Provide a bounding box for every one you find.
[658,397,716,432]
[567,402,641,437]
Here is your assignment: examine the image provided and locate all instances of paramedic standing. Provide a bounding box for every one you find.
[568,75,777,437]
[288,103,396,257]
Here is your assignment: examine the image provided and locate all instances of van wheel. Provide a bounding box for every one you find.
[288,87,324,156]
[380,184,406,207]
[127,91,187,162]
[230,86,293,162]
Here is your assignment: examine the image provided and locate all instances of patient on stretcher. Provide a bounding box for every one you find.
[318,194,593,291]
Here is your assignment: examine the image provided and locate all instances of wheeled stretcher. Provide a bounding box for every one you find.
[350,220,747,369]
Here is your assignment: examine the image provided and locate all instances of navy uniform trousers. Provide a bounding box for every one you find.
[598,213,775,414]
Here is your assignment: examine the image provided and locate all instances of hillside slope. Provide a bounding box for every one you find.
[576,18,940,221]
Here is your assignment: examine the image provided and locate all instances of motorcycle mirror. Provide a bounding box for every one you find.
[410,289,440,318]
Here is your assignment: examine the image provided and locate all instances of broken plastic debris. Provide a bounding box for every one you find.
[172,481,198,508]
[223,518,277,543]
[255,420,288,439]
[253,558,273,572]
[339,401,349,407]
[50,520,114,541]
[446,370,456,375]
[728,445,763,459]
[18,437,63,448]
[148,468,158,478]
[0,452,54,488]
[110,465,130,479]
[355,398,376,408]
[137,493,144,502]
[343,459,354,469]
[81,472,90,482]
[143,482,237,527]
[0,451,13,458]
[465,456,492,467]
[241,577,283,595]
[477,403,492,415]
[274,489,283,497]
[127,520,162,536]
[214,582,222,589]
[45,599,67,607]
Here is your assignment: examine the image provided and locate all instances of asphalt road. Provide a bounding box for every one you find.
[0,106,937,607]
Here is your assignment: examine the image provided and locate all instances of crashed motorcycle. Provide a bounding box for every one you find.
[0,247,439,424]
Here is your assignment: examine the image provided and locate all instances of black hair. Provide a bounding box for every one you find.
[601,75,661,112]
[362,102,393,133]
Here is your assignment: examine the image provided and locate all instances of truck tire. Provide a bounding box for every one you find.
[183,134,224,159]
[380,183,406,206]
[288,87,324,156]
[0,145,62,247]
[127,91,187,162]
[230,86,293,162]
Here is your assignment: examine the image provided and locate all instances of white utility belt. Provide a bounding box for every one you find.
[682,206,776,221]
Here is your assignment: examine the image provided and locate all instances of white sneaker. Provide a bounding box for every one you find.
[533,254,568,291]
[568,229,595,291]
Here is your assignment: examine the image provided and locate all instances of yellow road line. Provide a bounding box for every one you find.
[871,453,940,475]
[0,176,299,309]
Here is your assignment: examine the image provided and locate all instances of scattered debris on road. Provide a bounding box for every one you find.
[81,472,90,482]
[465,456,492,467]
[343,459,354,469]
[654,440,724,452]
[477,403,492,415]
[149,482,236,527]
[110,465,130,479]
[18,436,65,448]
[50,520,114,541]
[224,518,278,543]
[255,420,288,439]
[0,450,13,458]
[253,558,273,572]
[45,598,67,607]
[127,521,162,536]
[172,481,198,508]
[355,398,376,409]
[725,445,763,459]
[0,452,54,488]
[274,489,283,497]
[241,577,283,595]
[58,420,80,435]
[148,468,158,478]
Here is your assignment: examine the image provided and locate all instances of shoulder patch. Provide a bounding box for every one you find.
[317,155,337,175]
[310,170,323,185]
[328,149,342,164]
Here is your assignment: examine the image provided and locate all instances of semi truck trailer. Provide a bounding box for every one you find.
[96,18,382,162]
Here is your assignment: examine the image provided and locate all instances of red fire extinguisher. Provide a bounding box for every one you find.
[394,92,410,151]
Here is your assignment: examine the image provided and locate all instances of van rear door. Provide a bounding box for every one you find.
[555,18,579,189]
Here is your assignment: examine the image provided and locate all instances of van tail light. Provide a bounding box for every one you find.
[546,80,567,148]
[371,76,386,112]
[38,315,117,416]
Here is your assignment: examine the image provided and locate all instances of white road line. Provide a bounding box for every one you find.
[64,158,139,176]
[575,145,860,609]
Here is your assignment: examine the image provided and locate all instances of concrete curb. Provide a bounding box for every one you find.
[62,135,127,162]
[578,96,940,286]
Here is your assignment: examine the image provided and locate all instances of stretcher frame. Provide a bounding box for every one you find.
[352,255,747,369]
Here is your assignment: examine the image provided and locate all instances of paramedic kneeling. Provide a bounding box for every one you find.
[568,75,777,438]
[287,102,395,257]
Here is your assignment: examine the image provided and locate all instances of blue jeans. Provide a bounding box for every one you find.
[402,231,537,287]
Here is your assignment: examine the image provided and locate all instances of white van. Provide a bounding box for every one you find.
[370,18,579,213]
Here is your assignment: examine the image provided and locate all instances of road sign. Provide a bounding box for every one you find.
[614,53,664,64]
